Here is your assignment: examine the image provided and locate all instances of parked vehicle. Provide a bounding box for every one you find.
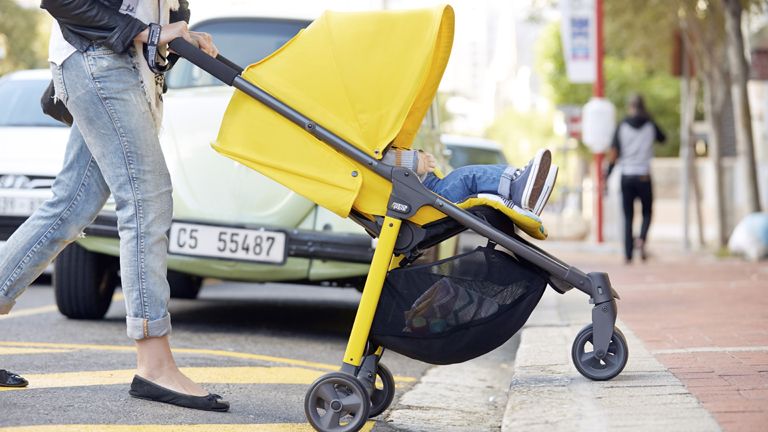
[441,134,507,168]
[55,15,444,319]
[0,69,69,270]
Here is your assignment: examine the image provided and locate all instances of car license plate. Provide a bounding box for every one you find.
[168,222,287,264]
[0,196,48,216]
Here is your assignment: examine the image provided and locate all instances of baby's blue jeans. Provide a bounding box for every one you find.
[422,165,515,203]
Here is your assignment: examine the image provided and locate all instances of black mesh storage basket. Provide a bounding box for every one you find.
[371,246,546,365]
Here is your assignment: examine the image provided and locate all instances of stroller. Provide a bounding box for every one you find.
[169,5,628,431]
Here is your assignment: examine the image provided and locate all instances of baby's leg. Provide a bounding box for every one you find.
[422,165,509,203]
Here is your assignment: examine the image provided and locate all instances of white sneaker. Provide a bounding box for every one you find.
[532,165,559,216]
[508,149,551,213]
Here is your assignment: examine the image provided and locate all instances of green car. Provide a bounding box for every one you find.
[54,16,443,319]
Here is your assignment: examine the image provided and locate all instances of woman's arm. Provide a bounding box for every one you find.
[41,0,147,53]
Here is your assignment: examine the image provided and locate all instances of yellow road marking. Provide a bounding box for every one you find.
[0,423,375,432]
[0,341,338,371]
[0,341,416,383]
[0,347,73,355]
[0,366,328,392]
[0,304,59,320]
[0,293,122,321]
[0,366,412,392]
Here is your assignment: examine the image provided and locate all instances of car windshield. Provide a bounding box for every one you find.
[166,18,309,89]
[0,77,64,128]
[447,145,507,167]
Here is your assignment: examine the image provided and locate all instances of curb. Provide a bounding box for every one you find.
[501,290,721,431]
[377,334,520,431]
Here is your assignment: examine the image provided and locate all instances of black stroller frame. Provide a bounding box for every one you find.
[170,38,627,432]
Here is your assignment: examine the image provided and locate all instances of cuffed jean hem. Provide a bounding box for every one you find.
[0,297,15,315]
[497,166,516,199]
[126,313,172,340]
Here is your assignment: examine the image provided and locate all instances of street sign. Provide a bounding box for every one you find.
[560,0,596,83]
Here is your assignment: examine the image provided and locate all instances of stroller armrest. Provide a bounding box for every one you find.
[169,38,243,86]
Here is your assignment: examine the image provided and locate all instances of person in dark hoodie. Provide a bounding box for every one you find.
[607,94,666,263]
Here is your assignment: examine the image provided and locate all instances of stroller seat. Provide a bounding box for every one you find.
[415,196,546,247]
[439,193,547,239]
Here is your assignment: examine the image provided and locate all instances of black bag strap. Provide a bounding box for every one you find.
[143,0,176,74]
[144,22,170,74]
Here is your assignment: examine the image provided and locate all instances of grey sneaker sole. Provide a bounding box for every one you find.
[521,149,551,212]
[533,165,559,215]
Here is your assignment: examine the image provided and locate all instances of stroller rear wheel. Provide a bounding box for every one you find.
[305,372,370,432]
[368,363,395,418]
[571,324,628,381]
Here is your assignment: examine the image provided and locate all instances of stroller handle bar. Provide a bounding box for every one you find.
[169,38,243,86]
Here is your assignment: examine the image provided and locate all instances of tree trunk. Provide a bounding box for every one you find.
[682,75,706,248]
[703,74,729,248]
[723,0,762,213]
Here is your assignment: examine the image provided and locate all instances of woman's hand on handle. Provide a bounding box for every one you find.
[134,22,218,58]
[159,21,194,46]
[190,31,218,57]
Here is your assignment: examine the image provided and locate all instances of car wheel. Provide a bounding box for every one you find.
[54,243,118,320]
[168,270,203,299]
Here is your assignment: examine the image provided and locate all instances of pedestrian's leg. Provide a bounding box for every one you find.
[621,176,636,262]
[61,47,207,397]
[0,124,110,313]
[638,177,653,260]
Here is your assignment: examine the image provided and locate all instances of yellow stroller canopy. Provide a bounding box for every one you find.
[214,5,454,217]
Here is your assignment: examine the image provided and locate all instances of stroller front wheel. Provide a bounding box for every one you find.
[571,324,628,381]
[305,372,370,432]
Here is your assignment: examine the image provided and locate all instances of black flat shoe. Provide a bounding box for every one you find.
[129,375,230,412]
[0,369,28,387]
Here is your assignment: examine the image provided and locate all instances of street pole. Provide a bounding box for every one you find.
[594,0,605,243]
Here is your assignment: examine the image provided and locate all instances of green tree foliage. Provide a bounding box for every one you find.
[0,0,48,75]
[486,107,561,168]
[535,21,681,157]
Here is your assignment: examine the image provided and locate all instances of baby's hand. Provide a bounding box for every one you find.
[417,152,438,175]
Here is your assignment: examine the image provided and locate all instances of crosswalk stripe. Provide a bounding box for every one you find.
[0,341,338,371]
[0,366,325,392]
[0,305,59,320]
[0,341,416,383]
[0,294,124,321]
[0,366,413,393]
[0,347,73,355]
[0,423,375,432]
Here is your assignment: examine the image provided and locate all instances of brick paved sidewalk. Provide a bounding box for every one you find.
[556,243,768,432]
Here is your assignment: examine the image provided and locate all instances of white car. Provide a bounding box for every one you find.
[441,134,508,167]
[0,69,69,250]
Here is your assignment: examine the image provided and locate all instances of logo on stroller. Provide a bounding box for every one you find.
[390,202,410,213]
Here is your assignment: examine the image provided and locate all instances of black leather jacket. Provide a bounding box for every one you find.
[40,0,191,54]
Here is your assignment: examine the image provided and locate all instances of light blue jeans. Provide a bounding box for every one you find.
[422,165,515,203]
[0,45,173,340]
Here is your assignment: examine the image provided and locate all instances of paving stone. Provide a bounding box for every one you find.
[501,290,720,432]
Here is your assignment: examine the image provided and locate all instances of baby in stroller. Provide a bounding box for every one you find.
[382,147,559,218]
